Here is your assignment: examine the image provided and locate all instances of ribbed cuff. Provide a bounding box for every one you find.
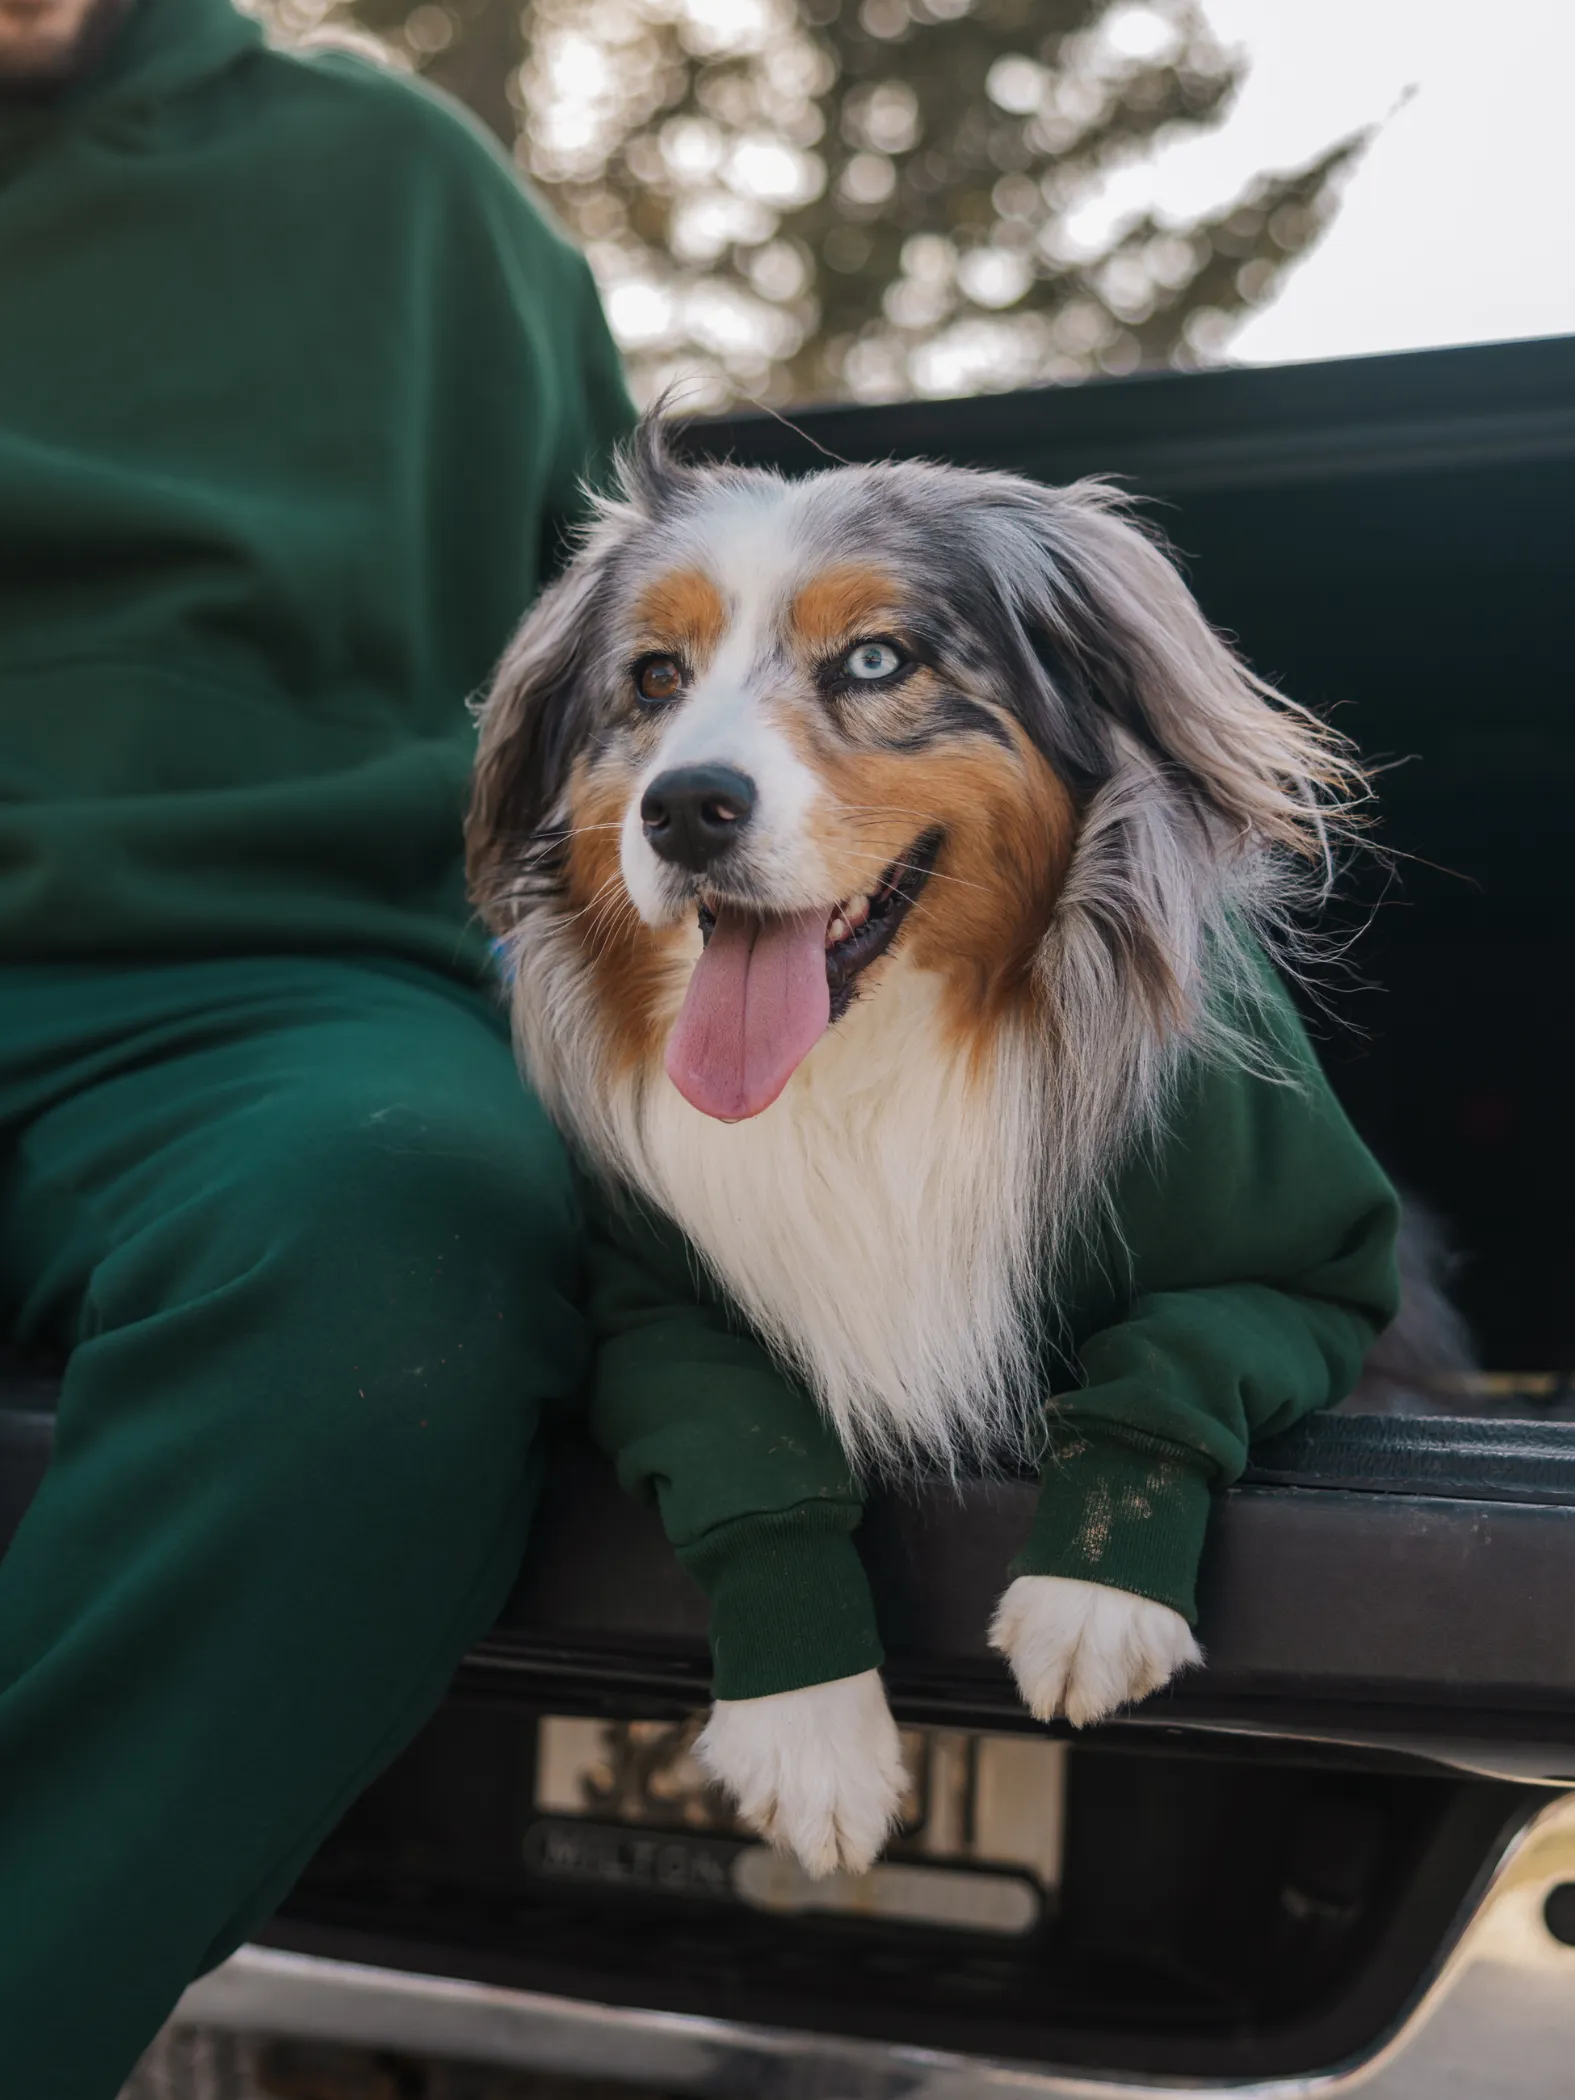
[1010,1423,1214,1625]
[677,1502,884,1701]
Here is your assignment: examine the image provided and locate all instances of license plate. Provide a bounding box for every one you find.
[528,1714,1064,1936]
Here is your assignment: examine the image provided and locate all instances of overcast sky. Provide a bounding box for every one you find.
[1074,0,1575,367]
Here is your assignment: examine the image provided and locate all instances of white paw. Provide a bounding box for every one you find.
[989,1575,1201,1727]
[694,1669,906,1880]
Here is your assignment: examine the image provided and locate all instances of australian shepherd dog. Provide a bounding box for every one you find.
[466,418,1364,1877]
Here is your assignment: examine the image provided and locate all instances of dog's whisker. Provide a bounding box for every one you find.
[559,877,625,926]
[584,901,640,965]
[830,847,995,899]
[560,870,636,933]
[831,802,947,822]
[580,894,628,942]
[581,877,636,932]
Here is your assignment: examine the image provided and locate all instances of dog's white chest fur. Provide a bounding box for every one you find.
[626,964,1048,1472]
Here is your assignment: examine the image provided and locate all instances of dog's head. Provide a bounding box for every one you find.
[469,418,1357,1141]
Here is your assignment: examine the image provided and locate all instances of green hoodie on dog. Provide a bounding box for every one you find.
[583,951,1400,1700]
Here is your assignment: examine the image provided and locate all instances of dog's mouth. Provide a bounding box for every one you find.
[698,828,942,1019]
[667,829,943,1123]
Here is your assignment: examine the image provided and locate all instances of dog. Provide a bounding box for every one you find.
[466,418,1393,1880]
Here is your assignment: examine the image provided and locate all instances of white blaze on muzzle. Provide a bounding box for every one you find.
[616,614,845,1120]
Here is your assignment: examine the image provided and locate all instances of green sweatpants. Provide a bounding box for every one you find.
[0,955,587,2098]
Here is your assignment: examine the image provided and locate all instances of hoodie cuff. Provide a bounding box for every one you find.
[677,1501,884,1701]
[1011,1422,1214,1625]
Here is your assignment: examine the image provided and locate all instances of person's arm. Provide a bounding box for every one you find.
[1012,957,1400,1627]
[582,1185,884,1703]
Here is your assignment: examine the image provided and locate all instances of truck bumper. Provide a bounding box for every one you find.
[179,1787,1575,2099]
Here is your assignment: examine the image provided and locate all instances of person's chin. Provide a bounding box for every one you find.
[0,0,130,95]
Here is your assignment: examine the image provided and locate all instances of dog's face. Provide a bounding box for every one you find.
[470,424,1351,1135]
[473,449,1131,1123]
[566,482,1084,1120]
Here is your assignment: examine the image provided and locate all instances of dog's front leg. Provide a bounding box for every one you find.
[694,1669,906,1879]
[989,1575,1201,1727]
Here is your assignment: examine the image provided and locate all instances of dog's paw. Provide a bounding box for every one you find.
[989,1574,1201,1728]
[693,1669,906,1880]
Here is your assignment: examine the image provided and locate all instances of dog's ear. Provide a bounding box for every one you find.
[467,412,696,929]
[952,475,1368,1071]
[466,551,611,931]
[976,478,1361,871]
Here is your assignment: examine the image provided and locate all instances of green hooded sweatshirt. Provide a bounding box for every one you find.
[0,0,632,978]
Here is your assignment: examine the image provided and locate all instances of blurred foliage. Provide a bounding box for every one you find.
[262,0,1361,406]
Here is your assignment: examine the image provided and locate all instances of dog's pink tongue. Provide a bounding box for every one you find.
[666,904,831,1121]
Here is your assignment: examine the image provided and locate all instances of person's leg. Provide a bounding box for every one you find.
[0,958,587,2099]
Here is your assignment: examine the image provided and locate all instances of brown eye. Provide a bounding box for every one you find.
[634,654,683,704]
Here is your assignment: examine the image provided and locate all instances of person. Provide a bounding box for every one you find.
[0,0,633,2086]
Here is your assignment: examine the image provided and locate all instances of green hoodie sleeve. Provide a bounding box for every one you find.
[1012,961,1400,1623]
[581,1188,883,1701]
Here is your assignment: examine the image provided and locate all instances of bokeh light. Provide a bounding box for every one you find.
[258,0,1364,407]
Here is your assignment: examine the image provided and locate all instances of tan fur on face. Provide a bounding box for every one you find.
[788,567,903,655]
[903,737,1076,1039]
[564,759,686,1074]
[781,568,1078,1047]
[635,568,728,668]
[783,712,1077,1057]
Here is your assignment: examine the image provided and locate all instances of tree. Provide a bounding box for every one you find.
[270,0,1361,407]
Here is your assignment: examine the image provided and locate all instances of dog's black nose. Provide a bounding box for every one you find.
[641,765,757,871]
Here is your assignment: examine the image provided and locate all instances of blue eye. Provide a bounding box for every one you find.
[844,640,904,681]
